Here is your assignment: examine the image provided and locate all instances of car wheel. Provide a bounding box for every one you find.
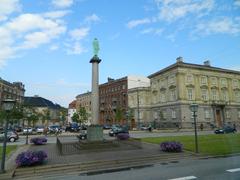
[9,137,15,142]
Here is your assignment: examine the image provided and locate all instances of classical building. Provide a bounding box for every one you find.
[99,76,150,125]
[146,58,240,129]
[128,86,151,128]
[0,78,25,107]
[67,100,77,124]
[75,91,91,125]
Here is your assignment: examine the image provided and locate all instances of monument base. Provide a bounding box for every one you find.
[87,125,103,141]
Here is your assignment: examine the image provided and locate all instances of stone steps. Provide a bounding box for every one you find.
[13,152,195,179]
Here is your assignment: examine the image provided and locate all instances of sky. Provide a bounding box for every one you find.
[0,0,240,108]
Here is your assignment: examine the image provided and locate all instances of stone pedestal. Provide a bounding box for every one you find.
[87,125,103,141]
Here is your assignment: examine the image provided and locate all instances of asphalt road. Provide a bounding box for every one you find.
[38,155,240,180]
[0,130,215,146]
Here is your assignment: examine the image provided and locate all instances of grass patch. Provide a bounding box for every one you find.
[142,134,240,155]
[0,145,17,160]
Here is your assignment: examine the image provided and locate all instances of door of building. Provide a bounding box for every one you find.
[216,109,222,127]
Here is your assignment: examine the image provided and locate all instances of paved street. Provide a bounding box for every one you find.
[1,130,214,147]
[32,155,240,180]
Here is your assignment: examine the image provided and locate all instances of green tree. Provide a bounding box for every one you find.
[71,112,79,123]
[115,107,123,123]
[78,107,88,125]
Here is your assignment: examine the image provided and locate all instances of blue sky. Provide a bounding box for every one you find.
[0,0,240,107]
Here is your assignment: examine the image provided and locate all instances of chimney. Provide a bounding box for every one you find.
[107,77,114,82]
[204,60,211,66]
[176,56,183,63]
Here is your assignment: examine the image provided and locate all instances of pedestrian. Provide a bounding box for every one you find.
[148,124,152,132]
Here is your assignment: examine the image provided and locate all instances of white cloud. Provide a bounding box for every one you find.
[66,42,86,55]
[140,28,163,35]
[84,14,100,24]
[0,13,67,66]
[127,18,151,29]
[49,44,59,51]
[69,27,90,40]
[0,0,21,22]
[43,10,70,19]
[52,0,73,8]
[195,17,240,35]
[156,0,214,22]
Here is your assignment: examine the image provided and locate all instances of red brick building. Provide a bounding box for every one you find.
[99,77,128,125]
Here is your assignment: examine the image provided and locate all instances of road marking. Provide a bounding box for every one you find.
[168,176,197,180]
[226,168,240,173]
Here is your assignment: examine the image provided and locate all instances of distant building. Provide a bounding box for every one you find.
[75,92,91,125]
[144,58,240,129]
[99,76,150,126]
[24,95,61,126]
[0,78,25,107]
[67,100,77,124]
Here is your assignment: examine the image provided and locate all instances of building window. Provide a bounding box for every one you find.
[211,89,218,100]
[211,77,217,86]
[221,90,228,101]
[186,74,194,84]
[168,75,175,85]
[221,79,227,87]
[187,88,194,100]
[201,76,207,85]
[225,110,231,119]
[171,109,176,119]
[204,109,210,119]
[201,89,208,101]
[160,92,166,102]
[233,79,239,88]
[170,89,176,101]
[234,91,240,102]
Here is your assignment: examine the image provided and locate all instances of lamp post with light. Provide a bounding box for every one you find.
[1,99,16,173]
[25,109,32,145]
[189,103,199,153]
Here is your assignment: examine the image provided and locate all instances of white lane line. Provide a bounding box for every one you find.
[168,176,197,180]
[226,168,240,173]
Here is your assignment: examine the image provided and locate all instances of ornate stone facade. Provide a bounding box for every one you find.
[147,59,240,129]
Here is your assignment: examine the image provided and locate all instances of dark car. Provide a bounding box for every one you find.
[65,123,80,132]
[103,124,111,129]
[77,130,87,140]
[109,126,129,137]
[0,130,19,142]
[214,126,237,134]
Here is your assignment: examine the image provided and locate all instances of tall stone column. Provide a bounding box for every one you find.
[87,38,103,141]
[90,56,101,125]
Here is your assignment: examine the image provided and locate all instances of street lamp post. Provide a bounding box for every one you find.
[189,103,199,153]
[25,111,32,145]
[136,87,140,130]
[1,99,16,173]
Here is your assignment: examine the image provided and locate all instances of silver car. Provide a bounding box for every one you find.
[0,131,19,142]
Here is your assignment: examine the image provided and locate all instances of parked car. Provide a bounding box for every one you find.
[35,126,44,134]
[65,123,80,132]
[103,124,111,129]
[109,126,129,137]
[140,125,149,130]
[13,125,23,132]
[48,125,62,133]
[77,130,87,140]
[214,126,237,134]
[0,130,19,142]
[23,127,33,135]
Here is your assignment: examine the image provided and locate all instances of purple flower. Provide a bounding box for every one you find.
[117,133,130,140]
[15,150,48,167]
[160,141,183,152]
[30,137,47,145]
